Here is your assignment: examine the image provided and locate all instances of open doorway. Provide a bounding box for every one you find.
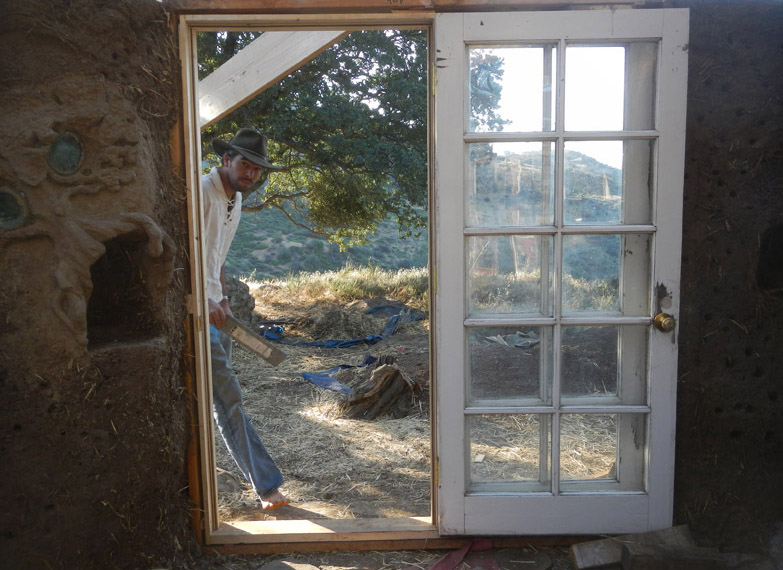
[184,19,434,535]
[181,7,689,544]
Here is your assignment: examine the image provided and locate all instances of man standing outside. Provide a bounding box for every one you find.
[202,128,289,511]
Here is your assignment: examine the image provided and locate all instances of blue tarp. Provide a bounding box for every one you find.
[301,353,378,394]
[263,305,424,349]
[263,304,425,393]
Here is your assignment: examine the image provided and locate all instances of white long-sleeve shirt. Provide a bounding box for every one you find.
[201,167,241,304]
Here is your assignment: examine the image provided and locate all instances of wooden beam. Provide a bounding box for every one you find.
[169,0,659,14]
[211,516,439,544]
[206,531,591,555]
[569,526,696,569]
[198,30,347,129]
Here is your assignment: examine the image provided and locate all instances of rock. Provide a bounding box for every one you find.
[225,276,255,323]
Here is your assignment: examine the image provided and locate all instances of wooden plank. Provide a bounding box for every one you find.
[198,30,347,129]
[211,516,439,544]
[223,314,286,366]
[621,543,730,570]
[181,12,437,28]
[207,534,590,555]
[179,13,222,538]
[168,0,657,14]
[569,525,696,569]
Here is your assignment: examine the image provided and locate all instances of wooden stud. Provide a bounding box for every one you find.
[199,30,348,129]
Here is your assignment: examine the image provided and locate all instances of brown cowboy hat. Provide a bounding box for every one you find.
[213,128,283,170]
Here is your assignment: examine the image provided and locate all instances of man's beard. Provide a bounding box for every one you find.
[230,176,254,194]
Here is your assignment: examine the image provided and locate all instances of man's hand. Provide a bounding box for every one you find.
[208,297,233,329]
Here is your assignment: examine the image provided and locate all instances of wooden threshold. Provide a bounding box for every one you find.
[211,516,438,545]
[206,516,592,554]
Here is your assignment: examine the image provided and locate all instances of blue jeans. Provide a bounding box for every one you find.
[210,325,283,498]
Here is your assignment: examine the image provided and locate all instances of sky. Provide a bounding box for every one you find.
[484,45,626,169]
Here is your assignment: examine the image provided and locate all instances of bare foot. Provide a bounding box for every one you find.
[260,490,289,511]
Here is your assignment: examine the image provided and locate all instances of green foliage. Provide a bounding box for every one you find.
[562,234,620,281]
[469,50,509,132]
[198,29,433,248]
[562,274,619,312]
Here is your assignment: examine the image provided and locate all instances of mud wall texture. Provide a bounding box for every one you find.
[0,1,193,568]
[671,0,783,556]
[0,0,781,569]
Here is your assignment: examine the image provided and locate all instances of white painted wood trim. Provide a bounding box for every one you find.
[463,494,650,535]
[461,10,667,42]
[646,7,689,530]
[433,11,468,536]
[463,224,657,236]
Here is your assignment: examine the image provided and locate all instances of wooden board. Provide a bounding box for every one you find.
[169,0,655,13]
[569,526,696,569]
[224,315,286,366]
[199,30,347,129]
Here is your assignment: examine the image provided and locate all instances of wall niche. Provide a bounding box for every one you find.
[87,231,163,348]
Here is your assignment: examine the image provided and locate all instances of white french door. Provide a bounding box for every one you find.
[433,9,689,535]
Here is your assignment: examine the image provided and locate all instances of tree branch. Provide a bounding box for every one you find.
[270,204,330,239]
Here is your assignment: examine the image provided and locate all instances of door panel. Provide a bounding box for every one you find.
[434,9,689,535]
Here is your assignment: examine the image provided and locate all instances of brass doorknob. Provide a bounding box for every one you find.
[653,313,676,332]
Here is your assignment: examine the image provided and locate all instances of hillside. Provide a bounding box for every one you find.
[226,208,429,280]
[226,149,621,280]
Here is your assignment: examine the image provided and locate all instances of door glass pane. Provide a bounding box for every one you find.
[468,235,554,316]
[564,139,654,225]
[468,326,553,405]
[565,46,625,131]
[469,46,557,133]
[468,414,551,492]
[561,325,648,405]
[624,42,658,131]
[562,234,650,315]
[560,413,617,481]
[468,142,555,227]
[563,141,622,224]
[565,43,657,132]
[560,413,646,492]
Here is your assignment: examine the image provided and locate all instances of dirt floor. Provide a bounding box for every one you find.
[192,546,574,570]
[215,316,432,522]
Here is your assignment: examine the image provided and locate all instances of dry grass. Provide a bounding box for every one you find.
[247,264,429,311]
[469,413,617,486]
[215,268,431,520]
[216,341,433,520]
